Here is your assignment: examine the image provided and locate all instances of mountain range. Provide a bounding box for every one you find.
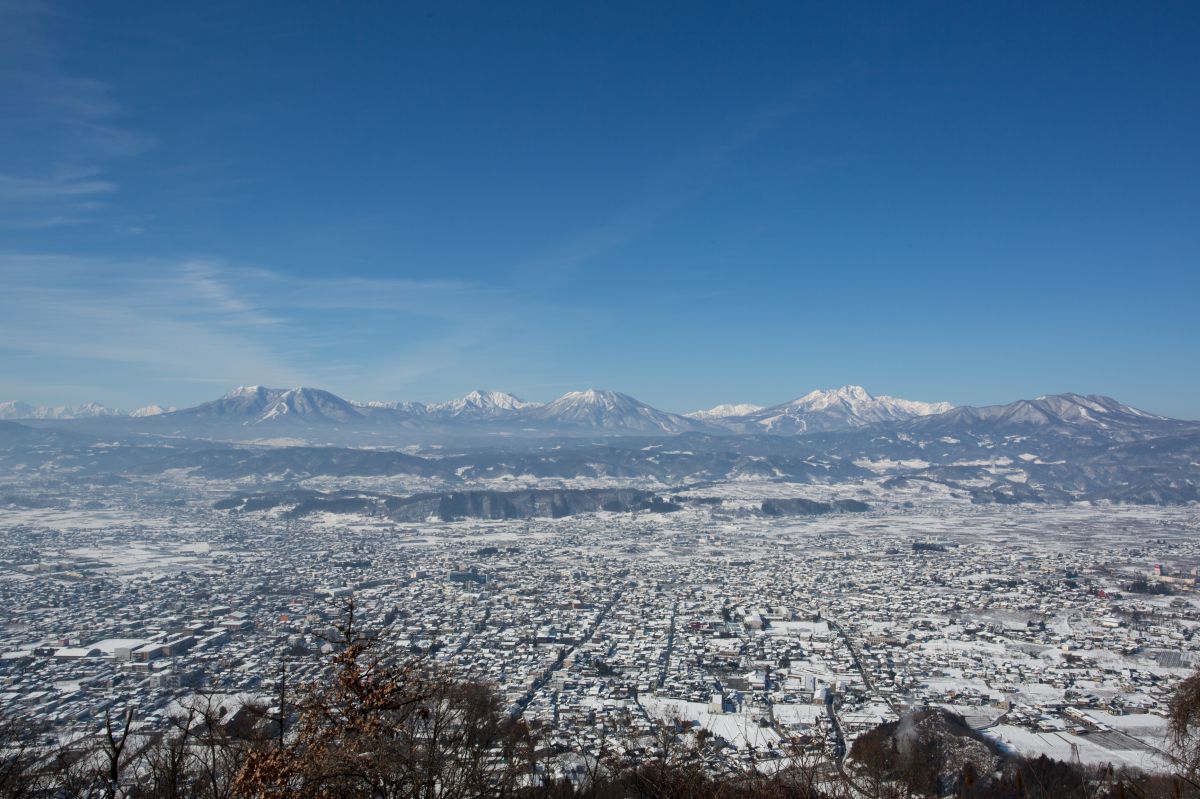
[1,386,1197,506]
[0,400,124,420]
[905,393,1180,440]
[2,384,956,438]
[0,400,176,420]
[1,385,1189,443]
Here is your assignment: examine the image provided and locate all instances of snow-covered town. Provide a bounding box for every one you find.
[2,483,1195,780]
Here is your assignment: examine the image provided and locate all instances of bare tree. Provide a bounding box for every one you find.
[232,594,539,798]
[0,713,39,799]
[1169,667,1200,794]
[102,706,136,798]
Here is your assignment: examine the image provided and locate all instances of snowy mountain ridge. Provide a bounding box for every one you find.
[727,385,955,434]
[427,390,542,419]
[0,400,124,420]
[130,405,176,418]
[686,403,765,420]
[526,389,707,434]
[905,392,1176,439]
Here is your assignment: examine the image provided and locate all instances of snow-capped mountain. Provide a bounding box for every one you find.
[174,386,281,419]
[167,386,363,425]
[0,401,48,420]
[427,390,541,419]
[258,387,364,424]
[352,399,428,415]
[903,393,1179,439]
[727,385,954,434]
[686,403,765,420]
[0,400,123,420]
[130,405,176,418]
[526,389,708,434]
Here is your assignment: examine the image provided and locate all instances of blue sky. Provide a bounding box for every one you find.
[1,1,1198,416]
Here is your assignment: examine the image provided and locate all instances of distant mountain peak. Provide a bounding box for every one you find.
[170,385,361,425]
[352,399,428,414]
[130,405,176,418]
[686,403,765,420]
[225,385,267,397]
[721,386,954,434]
[910,393,1174,438]
[429,389,540,418]
[789,385,875,407]
[823,384,873,401]
[258,387,362,423]
[531,388,708,433]
[559,388,623,404]
[1032,392,1165,420]
[460,389,534,408]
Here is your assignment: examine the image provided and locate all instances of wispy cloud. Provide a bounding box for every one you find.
[0,1,147,228]
[0,171,117,200]
[516,91,814,285]
[0,256,305,389]
[0,254,566,405]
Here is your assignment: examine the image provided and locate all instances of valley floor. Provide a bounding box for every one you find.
[0,480,1196,779]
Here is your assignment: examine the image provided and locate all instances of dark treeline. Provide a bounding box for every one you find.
[214,488,683,522]
[4,600,1200,799]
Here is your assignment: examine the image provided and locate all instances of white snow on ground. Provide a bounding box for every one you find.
[246,437,311,447]
[78,638,148,656]
[852,458,931,473]
[640,694,781,750]
[768,620,831,638]
[934,704,1006,729]
[773,703,827,727]
[984,723,1171,772]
